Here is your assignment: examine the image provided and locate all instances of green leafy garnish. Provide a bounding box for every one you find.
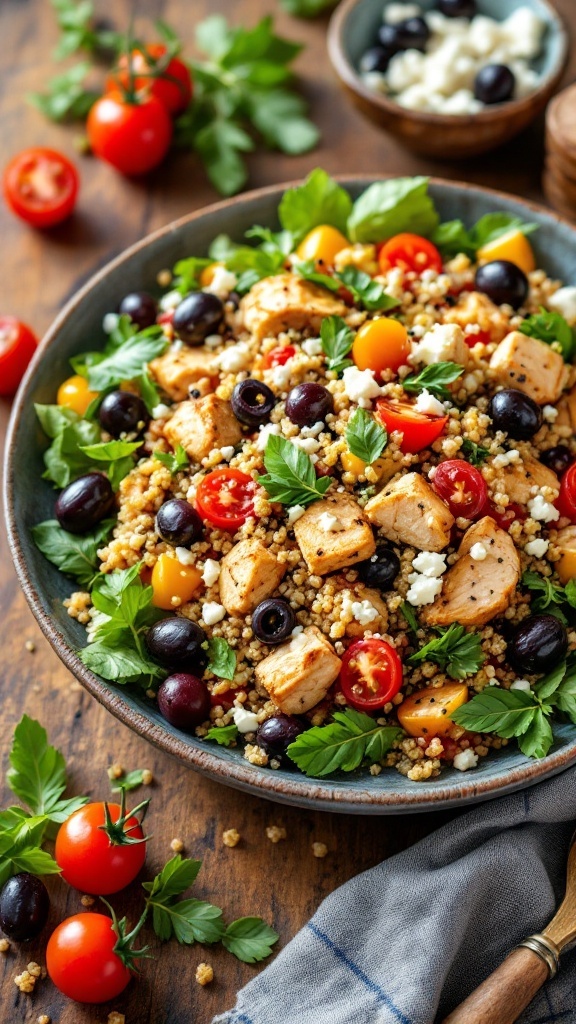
[519,308,576,362]
[345,408,387,466]
[222,918,280,963]
[451,687,554,759]
[347,177,439,245]
[49,0,122,59]
[31,518,113,587]
[432,213,537,259]
[287,708,403,777]
[153,446,190,475]
[35,404,101,489]
[138,370,162,416]
[320,316,355,375]
[8,716,88,824]
[522,571,569,623]
[172,257,213,295]
[400,601,419,635]
[258,434,331,508]
[209,233,286,293]
[206,637,236,681]
[402,361,464,401]
[278,168,352,244]
[28,62,99,122]
[0,814,61,889]
[205,724,239,747]
[80,320,168,392]
[461,439,490,466]
[408,624,485,680]
[110,769,148,794]
[337,266,399,312]
[279,0,337,15]
[79,439,142,490]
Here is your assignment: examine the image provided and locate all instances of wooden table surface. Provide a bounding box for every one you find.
[0,1,574,1020]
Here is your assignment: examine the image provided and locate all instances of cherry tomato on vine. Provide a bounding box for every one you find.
[352,318,410,375]
[3,147,79,228]
[106,44,193,116]
[340,638,403,711]
[432,460,488,520]
[375,397,447,454]
[378,233,443,275]
[0,317,38,396]
[557,464,576,522]
[47,913,133,1003]
[196,468,257,531]
[55,799,147,895]
[264,345,297,368]
[87,93,173,176]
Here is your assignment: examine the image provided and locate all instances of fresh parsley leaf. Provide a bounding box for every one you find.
[521,571,568,623]
[279,169,352,244]
[205,724,239,747]
[287,708,403,777]
[85,325,168,391]
[49,0,122,59]
[193,118,254,196]
[79,439,141,491]
[222,918,279,963]
[143,855,224,945]
[534,660,567,701]
[258,434,331,507]
[432,213,537,259]
[548,660,576,723]
[518,709,554,759]
[32,518,113,587]
[337,266,399,312]
[400,601,420,635]
[7,716,88,824]
[172,257,213,294]
[402,361,463,400]
[320,316,355,375]
[408,624,485,680]
[565,579,576,610]
[0,816,61,889]
[36,404,101,489]
[206,637,236,681]
[279,0,337,14]
[154,446,190,475]
[110,769,147,793]
[143,855,202,902]
[450,688,554,759]
[345,408,387,465]
[293,260,341,293]
[461,439,490,466]
[348,177,439,245]
[246,89,319,155]
[209,234,285,293]
[519,308,575,362]
[138,371,162,416]
[28,61,99,122]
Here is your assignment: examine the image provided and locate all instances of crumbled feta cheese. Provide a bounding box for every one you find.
[527,494,560,523]
[411,323,465,365]
[439,88,482,115]
[415,389,446,417]
[318,512,344,533]
[256,423,281,452]
[160,289,182,312]
[492,449,521,468]
[501,7,545,59]
[300,421,324,438]
[351,600,379,626]
[406,575,443,606]
[202,602,226,626]
[204,266,237,299]
[293,437,320,456]
[543,405,559,423]
[453,749,479,771]
[548,287,576,324]
[151,404,171,420]
[291,625,304,638]
[217,342,251,373]
[205,333,223,349]
[287,505,306,525]
[103,312,119,334]
[411,551,447,578]
[525,538,550,558]
[301,337,323,357]
[233,706,259,734]
[220,445,235,461]
[271,363,293,390]
[383,2,421,25]
[202,559,221,588]
[511,678,532,692]
[470,542,488,561]
[175,547,195,566]
[342,366,384,408]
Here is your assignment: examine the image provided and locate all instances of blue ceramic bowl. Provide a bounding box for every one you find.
[328,0,568,157]
[6,176,576,814]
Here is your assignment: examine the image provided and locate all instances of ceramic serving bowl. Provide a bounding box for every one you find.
[327,0,568,158]
[6,176,576,815]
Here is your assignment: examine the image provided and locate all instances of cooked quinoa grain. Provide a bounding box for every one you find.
[222,828,241,848]
[195,963,214,986]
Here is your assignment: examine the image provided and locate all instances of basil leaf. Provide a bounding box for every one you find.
[80,641,164,686]
[431,220,476,260]
[519,308,575,362]
[348,177,439,244]
[206,637,236,681]
[461,439,490,466]
[154,445,190,475]
[402,361,463,400]
[408,624,484,680]
[87,327,168,391]
[470,213,537,250]
[32,518,113,587]
[337,266,399,312]
[222,917,279,963]
[258,434,332,507]
[451,687,547,740]
[35,403,79,438]
[345,408,387,465]
[287,708,403,777]
[110,769,147,793]
[40,415,101,489]
[79,439,141,491]
[320,316,355,375]
[138,370,162,415]
[206,724,239,746]
[279,168,352,243]
[172,256,213,295]
[7,715,88,823]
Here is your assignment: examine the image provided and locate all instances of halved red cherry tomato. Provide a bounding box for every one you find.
[264,345,296,368]
[557,464,576,522]
[378,233,443,276]
[432,460,487,520]
[480,498,526,531]
[196,468,257,531]
[55,800,147,895]
[340,638,403,711]
[87,93,173,176]
[375,397,447,454]
[3,147,79,228]
[0,317,38,396]
[106,44,193,116]
[211,685,246,709]
[46,913,132,1003]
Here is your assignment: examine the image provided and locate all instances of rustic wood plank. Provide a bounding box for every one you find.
[0,0,574,1020]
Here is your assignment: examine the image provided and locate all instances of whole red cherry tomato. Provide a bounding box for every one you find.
[375,397,447,454]
[432,460,488,520]
[557,464,576,521]
[0,317,38,396]
[106,44,192,116]
[378,233,443,275]
[340,638,403,711]
[87,93,173,176]
[196,468,257,531]
[46,913,133,1003]
[55,798,147,895]
[3,147,79,228]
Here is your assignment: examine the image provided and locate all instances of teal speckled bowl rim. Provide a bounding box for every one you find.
[6,176,576,814]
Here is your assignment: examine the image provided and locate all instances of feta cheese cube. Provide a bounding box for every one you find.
[510,678,532,693]
[383,2,421,25]
[351,599,379,625]
[204,266,237,299]
[548,287,576,324]
[217,342,251,373]
[470,542,488,561]
[202,559,221,588]
[202,602,226,625]
[287,505,306,525]
[525,538,549,558]
[257,422,281,452]
[301,337,323,357]
[527,495,560,523]
[406,574,443,606]
[415,389,446,417]
[233,706,259,734]
[342,366,384,408]
[453,748,479,771]
[411,551,447,578]
[318,511,345,533]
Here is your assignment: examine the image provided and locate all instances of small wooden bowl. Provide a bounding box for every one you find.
[328,0,568,159]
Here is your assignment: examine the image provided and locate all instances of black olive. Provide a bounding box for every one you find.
[256,714,305,756]
[357,547,400,591]
[145,617,208,672]
[231,379,275,427]
[395,16,430,51]
[252,599,296,644]
[540,446,573,477]
[508,614,568,674]
[0,873,49,942]
[156,499,204,547]
[173,292,224,346]
[439,0,477,15]
[55,473,115,534]
[474,64,516,105]
[98,391,149,438]
[360,46,392,75]
[285,383,333,427]
[475,260,529,309]
[118,291,157,330]
[157,673,210,730]
[488,389,542,440]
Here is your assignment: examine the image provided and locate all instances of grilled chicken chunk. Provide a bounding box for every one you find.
[219,538,286,617]
[364,473,454,552]
[150,346,216,402]
[293,494,375,576]
[420,516,520,628]
[255,626,341,715]
[164,395,242,463]
[493,455,560,505]
[490,331,569,405]
[240,274,347,342]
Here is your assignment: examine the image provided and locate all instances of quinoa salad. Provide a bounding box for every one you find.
[33,171,576,783]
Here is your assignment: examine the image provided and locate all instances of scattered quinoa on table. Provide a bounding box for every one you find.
[34,170,576,783]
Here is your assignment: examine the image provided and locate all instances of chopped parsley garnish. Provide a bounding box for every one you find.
[258,434,331,507]
[320,316,354,375]
[408,624,485,680]
[402,361,464,401]
[461,439,490,466]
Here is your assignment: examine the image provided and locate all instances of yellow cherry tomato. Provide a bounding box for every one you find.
[352,317,411,375]
[296,225,349,266]
[556,527,576,584]
[200,262,224,288]
[397,683,469,738]
[151,553,203,610]
[477,230,536,275]
[340,450,389,480]
[57,375,99,416]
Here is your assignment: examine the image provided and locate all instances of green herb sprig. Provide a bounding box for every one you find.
[32,518,113,587]
[519,308,576,362]
[287,709,403,777]
[320,316,355,375]
[259,434,331,508]
[402,362,464,401]
[461,439,490,466]
[408,624,485,680]
[345,408,388,466]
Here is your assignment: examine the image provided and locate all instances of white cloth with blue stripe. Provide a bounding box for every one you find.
[213,767,576,1024]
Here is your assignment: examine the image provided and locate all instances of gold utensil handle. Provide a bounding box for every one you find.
[440,944,554,1024]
